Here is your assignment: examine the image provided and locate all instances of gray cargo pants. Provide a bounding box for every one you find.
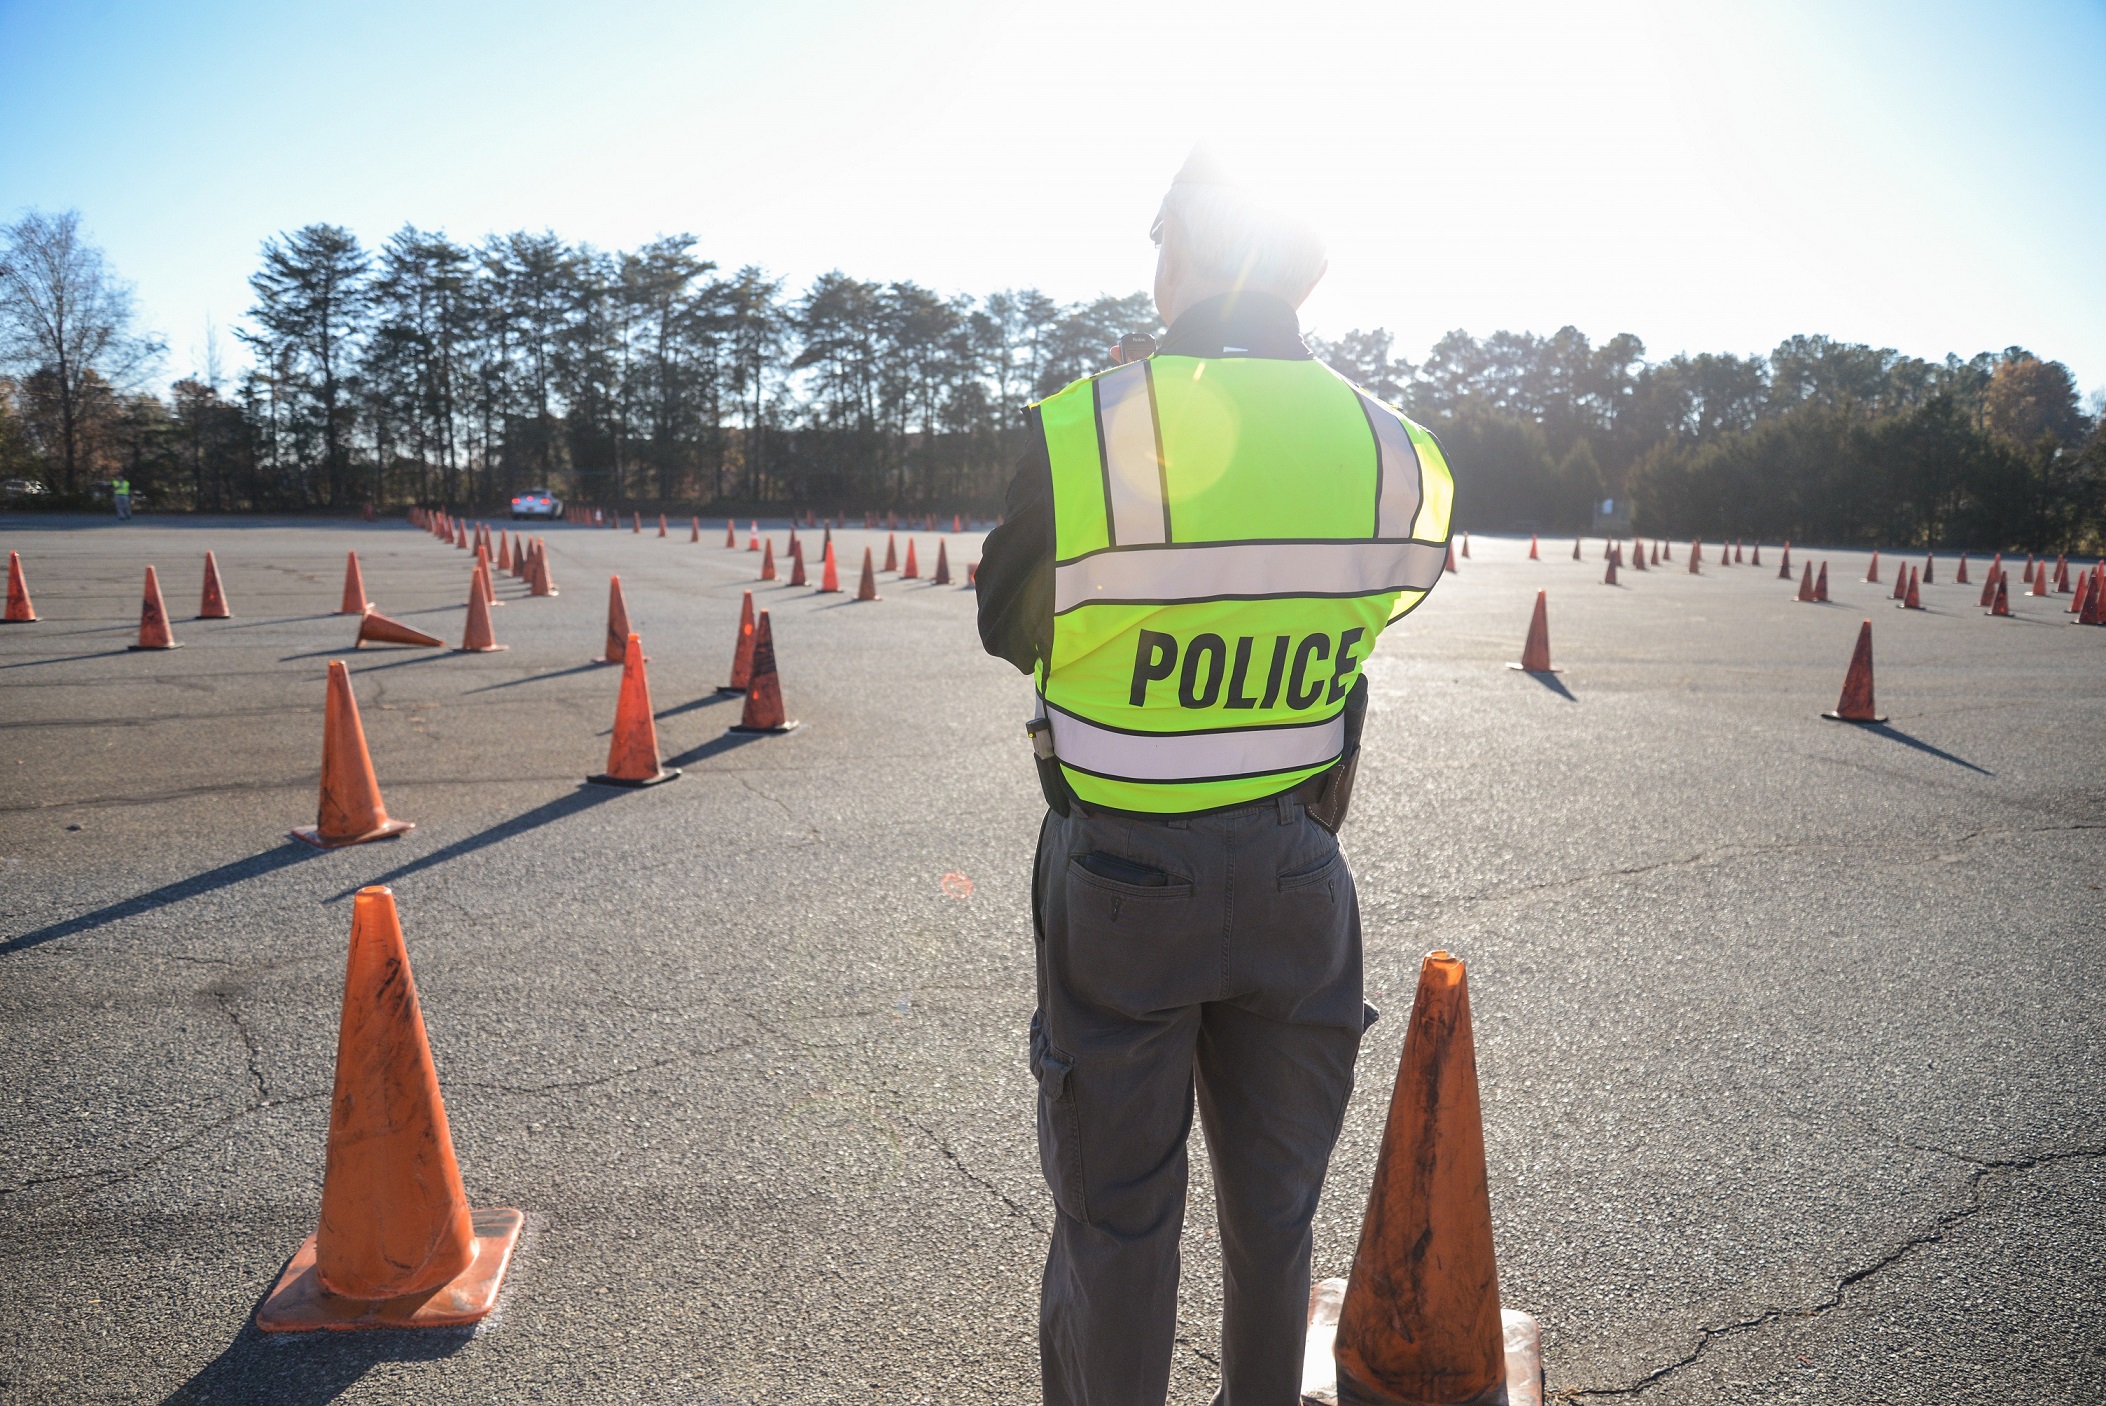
[1031,793,1366,1406]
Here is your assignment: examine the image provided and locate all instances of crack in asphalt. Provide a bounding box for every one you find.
[0,1092,328,1203]
[897,1112,1048,1235]
[210,984,272,1106]
[730,774,823,844]
[1553,1140,2106,1399]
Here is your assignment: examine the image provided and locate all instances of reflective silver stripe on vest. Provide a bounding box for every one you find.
[1358,393,1424,539]
[1053,539,1446,613]
[1096,363,1167,546]
[1045,702,1344,782]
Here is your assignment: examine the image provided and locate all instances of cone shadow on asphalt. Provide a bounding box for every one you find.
[663,730,768,769]
[460,661,608,693]
[158,1310,472,1406]
[653,692,741,720]
[1,843,321,958]
[1859,723,1993,775]
[1522,670,1576,701]
[329,786,626,899]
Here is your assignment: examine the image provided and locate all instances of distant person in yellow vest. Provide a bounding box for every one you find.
[975,149,1455,1404]
[111,476,132,520]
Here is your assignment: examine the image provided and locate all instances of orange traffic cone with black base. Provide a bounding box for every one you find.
[292,660,416,846]
[1823,621,1886,723]
[254,884,521,1331]
[198,551,232,619]
[817,541,841,593]
[456,571,506,653]
[131,566,181,649]
[730,610,798,734]
[933,540,951,585]
[596,575,635,665]
[857,547,881,600]
[4,551,35,622]
[1507,591,1558,673]
[589,632,680,786]
[339,552,371,615]
[1321,950,1540,1406]
[720,591,756,693]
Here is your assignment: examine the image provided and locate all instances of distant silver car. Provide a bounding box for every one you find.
[510,488,562,520]
[1,478,49,498]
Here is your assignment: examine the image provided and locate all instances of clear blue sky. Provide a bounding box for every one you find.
[3,0,2102,401]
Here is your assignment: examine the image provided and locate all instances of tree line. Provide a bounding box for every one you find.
[2,209,2101,551]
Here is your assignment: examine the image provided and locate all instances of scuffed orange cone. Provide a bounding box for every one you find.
[933,540,951,585]
[788,541,808,587]
[1527,534,1539,560]
[1506,591,1558,673]
[198,551,232,619]
[4,550,36,623]
[1333,951,1524,1406]
[884,533,898,572]
[589,632,680,786]
[1823,621,1887,723]
[857,547,881,600]
[254,884,522,1331]
[1796,563,1816,602]
[292,660,416,846]
[339,552,371,615]
[355,611,442,649]
[817,541,841,593]
[1814,562,1830,602]
[1987,574,2011,617]
[760,538,777,581]
[731,610,798,734]
[131,566,181,650]
[597,575,634,665]
[456,573,506,653]
[720,590,757,693]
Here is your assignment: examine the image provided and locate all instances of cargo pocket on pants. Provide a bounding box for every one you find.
[1029,1009,1088,1223]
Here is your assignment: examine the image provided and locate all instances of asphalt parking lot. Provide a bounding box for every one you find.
[2,514,2101,1404]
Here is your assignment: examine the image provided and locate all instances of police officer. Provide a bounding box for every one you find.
[975,151,1453,1405]
[111,475,132,521]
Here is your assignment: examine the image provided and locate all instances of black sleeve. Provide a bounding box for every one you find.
[975,412,1055,676]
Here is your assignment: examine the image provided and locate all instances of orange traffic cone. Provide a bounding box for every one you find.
[1796,562,1816,602]
[1822,621,1886,723]
[1923,553,1934,585]
[933,540,951,585]
[530,539,557,596]
[1661,539,1671,563]
[1866,549,1881,584]
[254,884,522,1332]
[1890,561,1907,600]
[292,660,416,846]
[1979,561,2000,608]
[1687,540,1701,574]
[456,572,505,653]
[857,547,881,601]
[1331,951,1534,1406]
[1444,540,1457,573]
[355,610,442,648]
[1629,540,1644,572]
[474,546,501,606]
[2078,571,2102,625]
[658,513,668,538]
[968,561,978,584]
[731,610,798,733]
[2066,570,2088,616]
[497,531,513,572]
[1987,574,2011,617]
[788,541,808,587]
[690,516,700,543]
[1507,591,1558,673]
[2030,563,2048,597]
[725,519,737,548]
[2022,556,2035,585]
[4,550,35,622]
[631,511,641,534]
[1900,564,1922,610]
[198,551,232,619]
[817,541,842,594]
[720,591,757,693]
[1734,540,1744,564]
[1955,553,1969,585]
[884,533,898,572]
[597,575,635,665]
[454,522,467,549]
[1814,562,1830,602]
[2053,555,2068,592]
[760,539,777,581]
[1751,543,1762,567]
[131,566,181,650]
[1603,555,1618,586]
[1461,533,1471,559]
[1527,534,1539,560]
[339,552,371,615]
[748,520,760,551]
[953,513,962,532]
[903,539,919,579]
[1572,537,1582,561]
[587,632,680,786]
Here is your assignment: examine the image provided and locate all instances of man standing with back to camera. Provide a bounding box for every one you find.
[976,150,1456,1405]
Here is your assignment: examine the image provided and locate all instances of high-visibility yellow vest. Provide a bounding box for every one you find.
[112,478,131,495]
[1035,354,1453,813]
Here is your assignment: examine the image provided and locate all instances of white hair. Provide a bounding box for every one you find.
[1152,178,1327,302]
